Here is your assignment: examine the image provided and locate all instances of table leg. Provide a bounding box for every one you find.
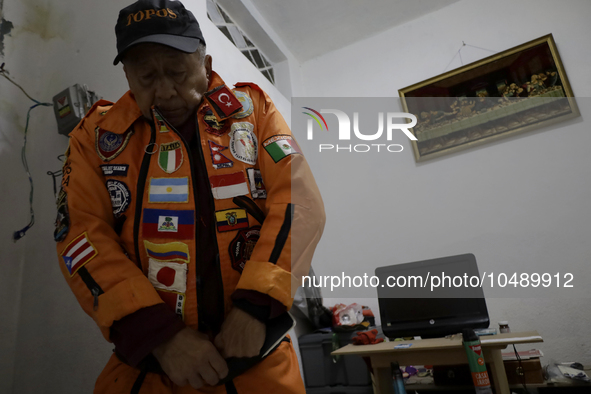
[373,365,389,394]
[486,348,510,394]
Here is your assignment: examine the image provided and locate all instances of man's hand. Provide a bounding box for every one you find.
[214,308,266,358]
[153,327,228,389]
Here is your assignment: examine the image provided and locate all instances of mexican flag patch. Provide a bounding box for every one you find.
[263,135,302,163]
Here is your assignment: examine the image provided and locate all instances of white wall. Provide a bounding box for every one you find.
[297,0,591,365]
[0,0,290,393]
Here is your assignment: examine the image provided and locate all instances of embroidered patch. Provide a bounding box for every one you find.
[54,189,70,242]
[158,141,183,174]
[201,106,228,136]
[157,290,185,319]
[148,258,188,293]
[144,240,190,263]
[142,208,194,239]
[106,179,131,216]
[232,90,254,119]
[263,134,302,163]
[149,177,189,203]
[229,226,261,273]
[246,168,267,199]
[61,161,72,188]
[229,122,258,165]
[208,140,233,169]
[205,85,243,119]
[60,232,98,276]
[154,111,169,133]
[100,164,129,177]
[95,127,134,162]
[209,172,249,200]
[215,208,249,232]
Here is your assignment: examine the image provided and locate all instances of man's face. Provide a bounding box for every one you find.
[123,43,212,127]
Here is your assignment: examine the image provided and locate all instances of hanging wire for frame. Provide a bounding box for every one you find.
[1,63,54,241]
[443,41,498,72]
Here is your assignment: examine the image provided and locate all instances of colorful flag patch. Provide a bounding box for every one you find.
[144,240,190,263]
[95,127,134,162]
[263,135,302,163]
[215,208,249,232]
[229,122,258,165]
[157,290,185,319]
[205,85,243,118]
[246,168,267,199]
[158,141,183,174]
[232,90,254,119]
[229,226,260,273]
[148,258,187,293]
[154,111,169,133]
[60,232,98,276]
[209,172,249,200]
[149,177,189,203]
[100,164,129,177]
[208,141,233,169]
[142,208,194,239]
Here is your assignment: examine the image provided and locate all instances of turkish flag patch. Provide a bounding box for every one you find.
[205,85,243,119]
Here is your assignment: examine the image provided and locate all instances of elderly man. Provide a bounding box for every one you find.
[54,0,325,393]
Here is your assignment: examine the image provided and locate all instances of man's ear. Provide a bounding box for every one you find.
[205,54,213,83]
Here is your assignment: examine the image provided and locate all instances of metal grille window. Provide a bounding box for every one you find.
[207,0,275,84]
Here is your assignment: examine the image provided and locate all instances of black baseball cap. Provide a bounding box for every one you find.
[114,0,206,65]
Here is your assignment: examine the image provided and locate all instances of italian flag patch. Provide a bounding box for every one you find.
[263,135,302,163]
[158,141,183,173]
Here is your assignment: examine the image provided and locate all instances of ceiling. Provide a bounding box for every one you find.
[248,0,461,63]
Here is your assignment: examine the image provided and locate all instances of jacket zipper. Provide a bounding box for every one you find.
[133,122,156,270]
[152,108,225,333]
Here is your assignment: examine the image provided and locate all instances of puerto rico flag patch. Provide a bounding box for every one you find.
[215,208,249,232]
[142,208,194,239]
[144,240,190,263]
[209,172,249,200]
[149,177,189,203]
[158,141,183,174]
[263,135,302,163]
[60,232,98,276]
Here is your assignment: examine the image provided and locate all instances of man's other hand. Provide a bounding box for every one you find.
[214,308,266,358]
[153,327,228,389]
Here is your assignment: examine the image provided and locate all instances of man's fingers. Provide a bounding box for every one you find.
[209,353,229,379]
[199,365,221,386]
[188,374,205,390]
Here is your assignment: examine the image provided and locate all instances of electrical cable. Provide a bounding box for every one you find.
[1,63,53,241]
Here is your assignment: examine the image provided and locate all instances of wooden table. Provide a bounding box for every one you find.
[331,331,543,394]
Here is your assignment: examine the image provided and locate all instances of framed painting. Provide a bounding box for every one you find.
[399,34,579,162]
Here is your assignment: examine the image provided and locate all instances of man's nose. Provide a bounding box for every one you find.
[155,76,176,100]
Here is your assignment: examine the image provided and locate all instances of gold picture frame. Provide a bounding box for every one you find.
[399,34,579,162]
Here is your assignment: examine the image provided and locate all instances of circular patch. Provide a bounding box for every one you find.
[232,90,254,119]
[157,266,176,287]
[106,179,131,216]
[200,105,228,136]
[228,226,261,273]
[229,122,258,165]
[99,131,123,153]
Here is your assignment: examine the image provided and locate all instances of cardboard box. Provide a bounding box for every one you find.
[504,358,544,384]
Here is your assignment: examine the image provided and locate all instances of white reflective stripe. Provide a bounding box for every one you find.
[71,245,93,267]
[66,237,87,257]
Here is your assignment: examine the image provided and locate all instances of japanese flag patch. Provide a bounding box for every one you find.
[148,258,188,293]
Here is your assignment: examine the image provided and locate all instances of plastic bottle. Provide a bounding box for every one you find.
[391,361,407,394]
[462,328,493,394]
